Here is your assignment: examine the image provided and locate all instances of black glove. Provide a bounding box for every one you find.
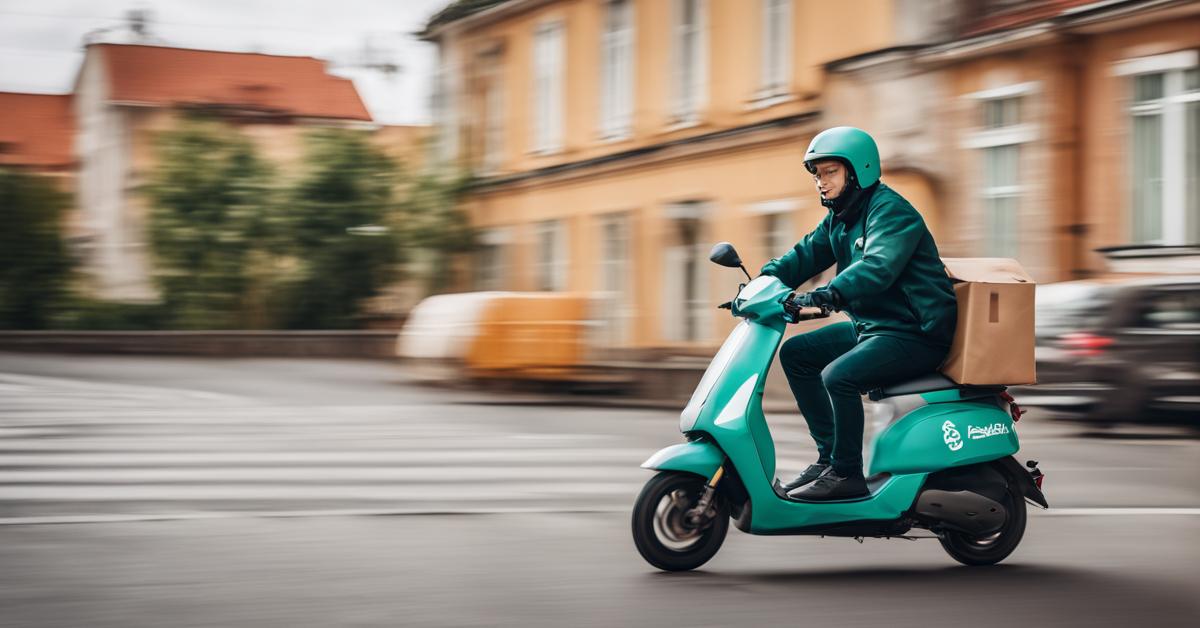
[795,287,840,310]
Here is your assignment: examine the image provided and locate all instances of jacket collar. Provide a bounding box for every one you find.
[829,182,879,227]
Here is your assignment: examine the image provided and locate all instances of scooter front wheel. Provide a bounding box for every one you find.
[632,471,729,572]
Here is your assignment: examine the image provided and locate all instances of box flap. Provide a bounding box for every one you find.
[943,258,1035,284]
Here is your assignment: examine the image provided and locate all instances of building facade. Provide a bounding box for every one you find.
[824,0,1200,282]
[427,0,1200,349]
[424,0,926,349]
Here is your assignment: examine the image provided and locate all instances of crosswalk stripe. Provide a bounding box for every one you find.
[0,465,648,483]
[0,482,640,501]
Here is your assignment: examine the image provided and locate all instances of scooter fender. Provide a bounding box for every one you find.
[641,441,724,479]
[869,401,1019,476]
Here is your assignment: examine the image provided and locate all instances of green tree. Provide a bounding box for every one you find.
[0,168,74,328]
[397,170,474,293]
[276,129,402,328]
[145,119,275,329]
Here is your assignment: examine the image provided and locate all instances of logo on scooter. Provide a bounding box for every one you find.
[942,420,963,451]
[968,423,1010,440]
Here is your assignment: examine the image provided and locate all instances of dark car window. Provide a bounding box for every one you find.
[1135,287,1200,330]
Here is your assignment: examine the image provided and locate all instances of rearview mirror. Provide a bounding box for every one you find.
[709,242,743,268]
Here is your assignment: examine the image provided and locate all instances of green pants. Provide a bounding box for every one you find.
[779,322,949,478]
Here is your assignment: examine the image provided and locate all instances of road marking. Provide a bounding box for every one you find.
[0,506,631,526]
[2,506,1197,527]
[0,481,641,501]
[1033,507,1200,516]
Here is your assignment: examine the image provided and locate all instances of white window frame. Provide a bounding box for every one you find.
[1114,51,1200,245]
[758,0,791,100]
[963,84,1038,259]
[531,20,565,155]
[595,212,633,345]
[476,227,513,291]
[599,0,635,141]
[670,0,708,126]
[481,49,505,174]
[432,46,459,165]
[535,219,568,291]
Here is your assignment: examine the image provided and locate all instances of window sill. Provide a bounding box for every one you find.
[745,92,796,111]
[597,130,633,144]
[663,117,701,133]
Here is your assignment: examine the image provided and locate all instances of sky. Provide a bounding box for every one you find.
[0,0,452,125]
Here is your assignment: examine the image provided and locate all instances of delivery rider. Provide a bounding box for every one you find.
[761,126,958,500]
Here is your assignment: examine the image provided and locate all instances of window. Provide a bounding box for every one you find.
[763,212,792,262]
[596,213,632,344]
[982,140,1020,257]
[475,228,512,291]
[759,0,791,98]
[600,0,634,140]
[481,50,504,173]
[532,21,565,154]
[535,220,567,291]
[964,86,1035,259]
[1137,288,1200,331]
[663,201,709,343]
[671,0,706,124]
[1120,54,1200,244]
[432,47,458,164]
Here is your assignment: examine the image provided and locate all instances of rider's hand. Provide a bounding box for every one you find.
[796,287,840,310]
[760,258,782,277]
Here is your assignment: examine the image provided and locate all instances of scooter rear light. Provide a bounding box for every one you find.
[1059,332,1113,357]
[1034,472,1044,489]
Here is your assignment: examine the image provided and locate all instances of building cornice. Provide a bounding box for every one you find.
[468,112,819,193]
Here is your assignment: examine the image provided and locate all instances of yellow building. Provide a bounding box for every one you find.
[423,0,917,350]
[823,0,1200,282]
[424,0,1200,350]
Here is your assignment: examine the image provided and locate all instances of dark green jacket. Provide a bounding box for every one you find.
[768,183,957,347]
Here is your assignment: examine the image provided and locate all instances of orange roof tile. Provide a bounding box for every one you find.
[0,92,74,168]
[94,43,372,121]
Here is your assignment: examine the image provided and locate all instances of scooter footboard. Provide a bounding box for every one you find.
[641,441,724,478]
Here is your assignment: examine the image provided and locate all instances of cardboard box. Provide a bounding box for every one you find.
[940,258,1037,385]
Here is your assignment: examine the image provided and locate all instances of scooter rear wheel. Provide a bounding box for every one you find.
[632,471,729,572]
[937,480,1027,566]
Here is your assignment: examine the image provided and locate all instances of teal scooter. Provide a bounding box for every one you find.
[632,242,1047,571]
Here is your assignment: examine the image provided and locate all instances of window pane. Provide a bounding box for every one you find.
[1188,100,1200,243]
[1131,113,1163,242]
[985,196,1018,258]
[1183,67,1199,92]
[983,96,1020,129]
[1133,73,1164,102]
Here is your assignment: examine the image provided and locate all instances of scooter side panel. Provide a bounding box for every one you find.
[868,402,1019,476]
[640,441,724,478]
[697,323,785,483]
[746,473,928,533]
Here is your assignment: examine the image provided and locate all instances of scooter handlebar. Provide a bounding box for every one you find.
[782,292,832,323]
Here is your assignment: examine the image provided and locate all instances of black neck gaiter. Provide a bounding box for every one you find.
[826,181,879,226]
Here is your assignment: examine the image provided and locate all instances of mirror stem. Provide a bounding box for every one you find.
[738,265,752,282]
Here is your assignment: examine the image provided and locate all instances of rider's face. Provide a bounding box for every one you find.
[811,160,847,200]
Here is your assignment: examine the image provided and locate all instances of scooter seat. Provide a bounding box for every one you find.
[869,373,1006,401]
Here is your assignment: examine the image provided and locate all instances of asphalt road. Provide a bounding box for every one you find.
[1,352,1198,627]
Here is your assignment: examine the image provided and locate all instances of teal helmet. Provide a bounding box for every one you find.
[803,126,881,188]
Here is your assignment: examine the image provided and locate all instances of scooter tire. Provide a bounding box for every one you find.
[632,471,729,572]
[937,479,1027,566]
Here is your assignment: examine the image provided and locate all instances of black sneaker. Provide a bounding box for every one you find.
[780,463,831,492]
[787,470,869,501]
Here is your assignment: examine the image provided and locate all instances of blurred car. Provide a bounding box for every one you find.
[1023,275,1200,422]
